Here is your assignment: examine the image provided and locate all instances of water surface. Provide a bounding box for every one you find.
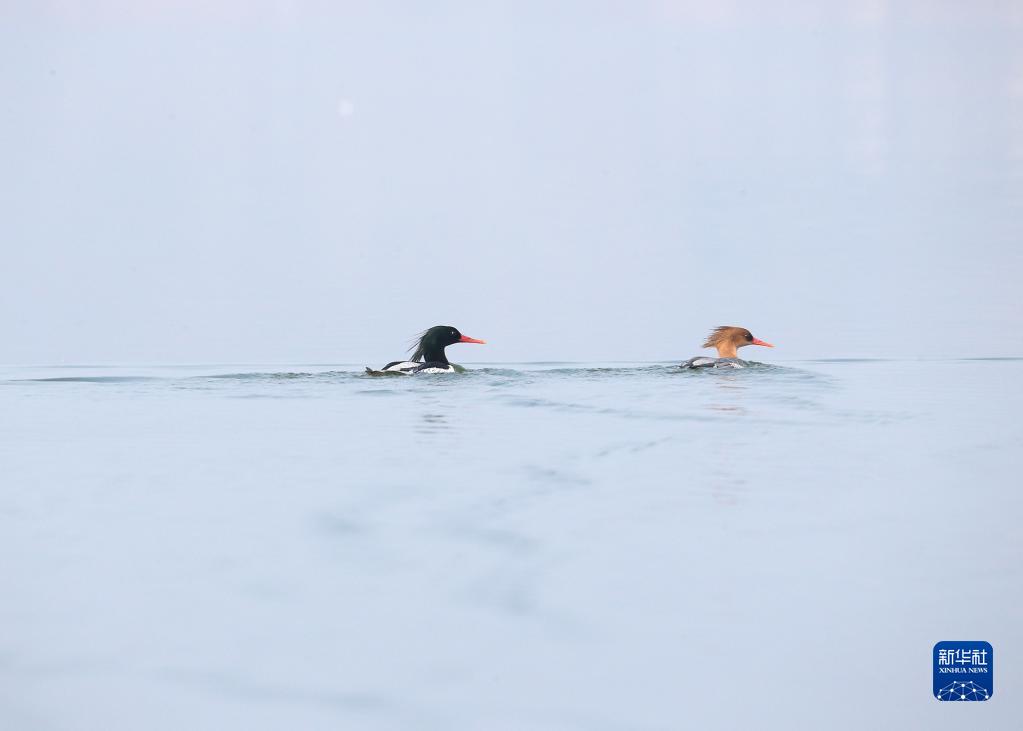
[1,360,1020,729]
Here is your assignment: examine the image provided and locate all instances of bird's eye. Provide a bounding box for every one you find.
[746,334,753,341]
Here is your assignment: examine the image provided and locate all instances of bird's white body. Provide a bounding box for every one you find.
[366,361,462,376]
[382,361,421,374]
[679,357,746,370]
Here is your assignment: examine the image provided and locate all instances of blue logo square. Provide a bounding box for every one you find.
[933,641,993,701]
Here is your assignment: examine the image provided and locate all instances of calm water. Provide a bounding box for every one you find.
[2,360,1021,729]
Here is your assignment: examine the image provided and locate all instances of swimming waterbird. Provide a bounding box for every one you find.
[367,326,486,375]
[680,326,774,369]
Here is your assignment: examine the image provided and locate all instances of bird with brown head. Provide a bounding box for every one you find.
[680,326,775,369]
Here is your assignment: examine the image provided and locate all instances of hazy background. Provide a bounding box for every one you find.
[1,1,1021,364]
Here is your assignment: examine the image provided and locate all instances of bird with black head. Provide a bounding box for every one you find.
[366,326,486,375]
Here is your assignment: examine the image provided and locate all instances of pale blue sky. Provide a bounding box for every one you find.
[2,1,1021,363]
